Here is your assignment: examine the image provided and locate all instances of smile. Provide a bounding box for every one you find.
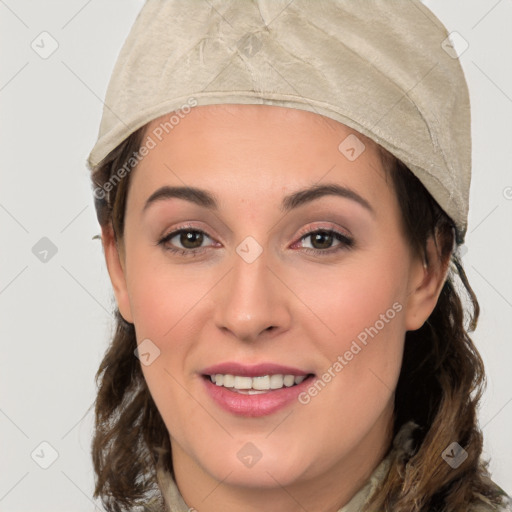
[207,373,310,394]
[201,373,316,417]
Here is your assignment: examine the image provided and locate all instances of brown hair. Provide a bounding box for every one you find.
[90,124,504,512]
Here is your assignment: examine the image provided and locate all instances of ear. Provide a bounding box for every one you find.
[101,224,134,323]
[404,234,451,331]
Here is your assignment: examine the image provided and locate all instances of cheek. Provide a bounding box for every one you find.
[294,247,407,345]
[123,246,201,395]
[124,241,204,339]
[294,252,407,420]
[126,256,209,439]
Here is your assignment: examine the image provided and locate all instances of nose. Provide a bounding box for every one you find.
[213,246,292,343]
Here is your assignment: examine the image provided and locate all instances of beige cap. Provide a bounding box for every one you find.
[87,0,472,243]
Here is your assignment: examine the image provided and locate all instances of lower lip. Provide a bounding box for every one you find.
[201,375,315,417]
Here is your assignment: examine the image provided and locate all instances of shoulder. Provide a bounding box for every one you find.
[470,487,512,512]
[138,497,165,512]
[470,502,512,512]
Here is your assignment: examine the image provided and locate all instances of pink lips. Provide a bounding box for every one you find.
[200,361,315,417]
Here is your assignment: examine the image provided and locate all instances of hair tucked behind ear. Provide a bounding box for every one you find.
[90,128,505,512]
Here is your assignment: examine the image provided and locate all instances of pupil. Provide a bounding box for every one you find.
[181,231,203,248]
[313,231,332,249]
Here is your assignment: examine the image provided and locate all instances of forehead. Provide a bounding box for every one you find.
[144,104,382,165]
[145,103,376,145]
[131,104,391,210]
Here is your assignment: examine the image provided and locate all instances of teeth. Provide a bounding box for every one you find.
[295,375,306,385]
[270,374,284,389]
[253,375,270,390]
[223,374,235,387]
[235,376,253,389]
[284,375,295,387]
[209,373,307,391]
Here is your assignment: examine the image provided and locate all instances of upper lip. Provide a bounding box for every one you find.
[201,362,312,377]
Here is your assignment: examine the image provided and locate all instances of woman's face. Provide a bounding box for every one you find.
[105,104,441,498]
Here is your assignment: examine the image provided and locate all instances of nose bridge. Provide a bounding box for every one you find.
[213,242,290,341]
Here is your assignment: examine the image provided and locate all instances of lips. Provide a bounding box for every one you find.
[200,361,316,417]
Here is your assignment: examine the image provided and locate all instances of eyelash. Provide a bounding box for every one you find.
[157,225,354,257]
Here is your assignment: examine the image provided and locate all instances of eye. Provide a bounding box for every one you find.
[157,225,354,257]
[295,228,354,255]
[157,226,216,256]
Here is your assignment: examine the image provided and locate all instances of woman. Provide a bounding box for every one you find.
[87,1,511,511]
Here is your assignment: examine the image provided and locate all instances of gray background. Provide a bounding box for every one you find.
[1,1,511,510]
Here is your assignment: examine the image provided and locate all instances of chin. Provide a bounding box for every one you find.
[214,462,304,489]
[197,445,312,489]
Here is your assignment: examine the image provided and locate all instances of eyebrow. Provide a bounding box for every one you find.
[143,183,375,217]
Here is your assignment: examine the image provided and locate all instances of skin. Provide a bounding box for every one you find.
[102,104,449,512]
